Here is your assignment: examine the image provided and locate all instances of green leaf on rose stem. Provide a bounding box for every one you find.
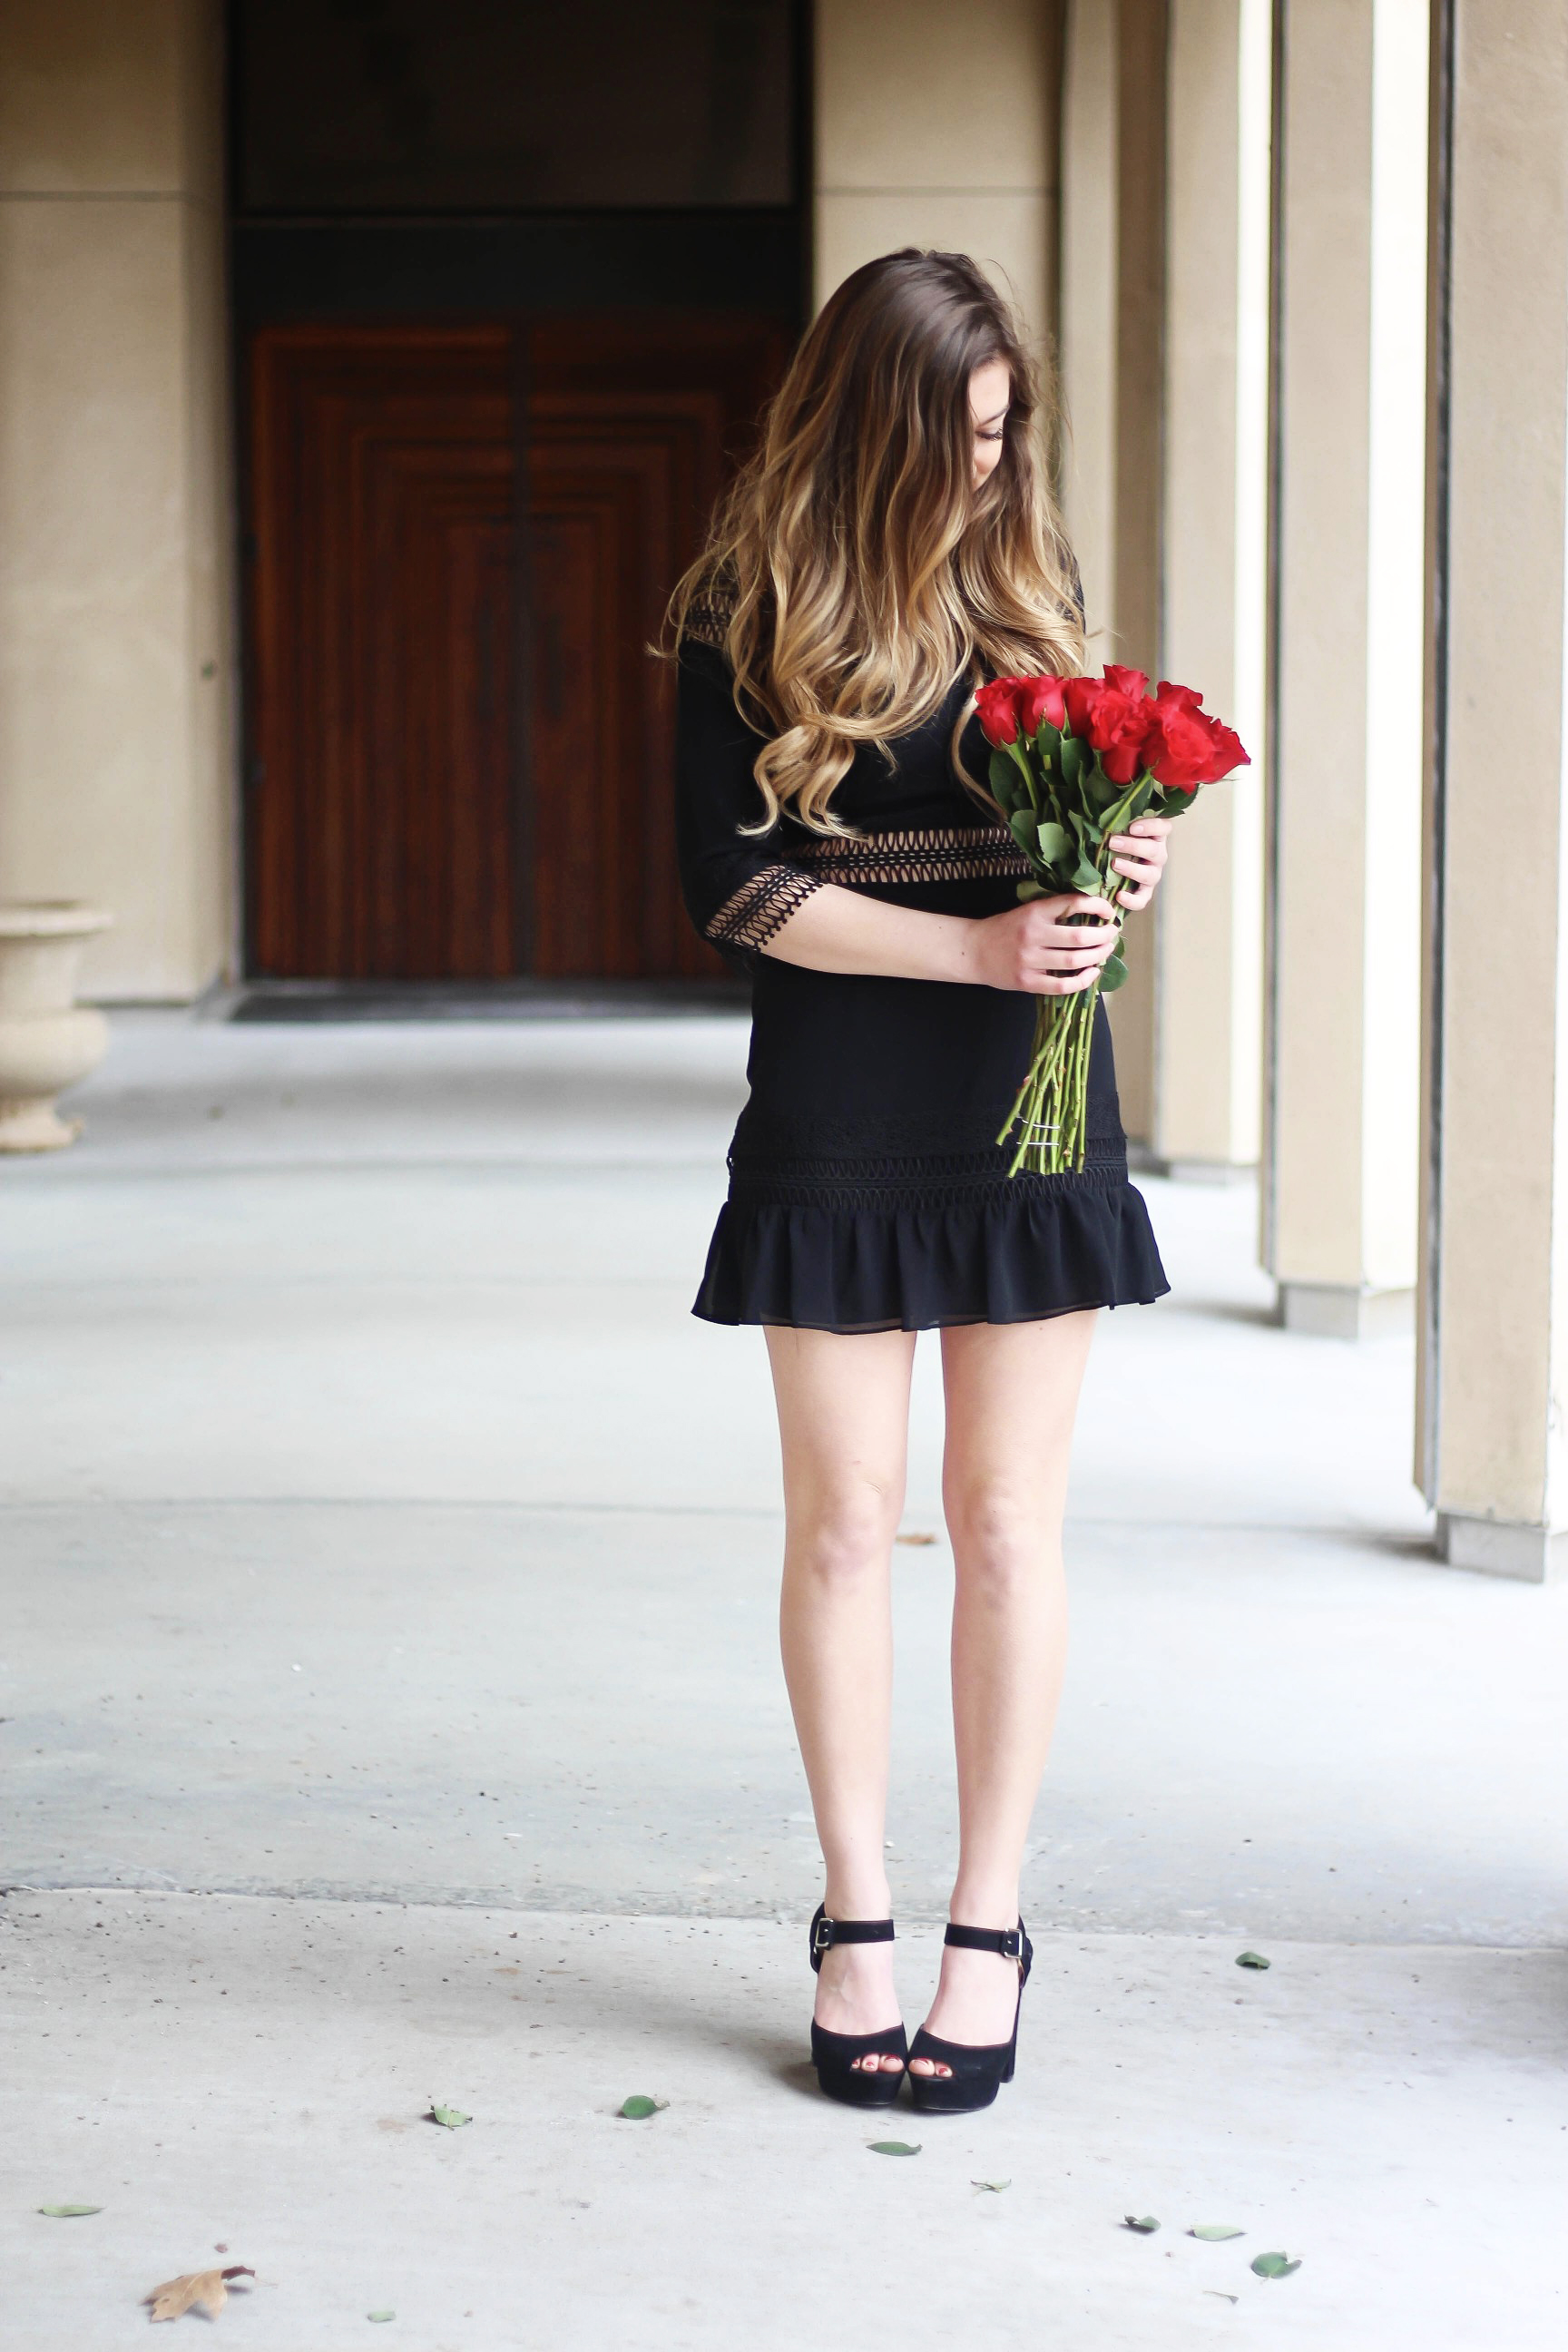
[1191,2225,1246,2241]
[1130,776,1156,818]
[1122,2215,1161,2234]
[1035,819,1072,868]
[867,2140,921,2156]
[37,2205,103,2218]
[1033,718,1062,763]
[1016,879,1044,902]
[426,2103,472,2129]
[988,749,1022,810]
[1060,733,1089,788]
[1235,1950,1270,1970]
[1251,2252,1302,2279]
[1073,858,1102,893]
[618,2094,664,2119]
[1008,809,1040,856]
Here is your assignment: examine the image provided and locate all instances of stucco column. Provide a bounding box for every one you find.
[1423,2,1568,1582]
[0,0,234,1000]
[1059,0,1167,1142]
[1152,0,1269,1177]
[1267,0,1428,1337]
[814,0,1063,345]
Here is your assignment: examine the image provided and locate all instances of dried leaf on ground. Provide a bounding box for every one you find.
[1122,2215,1160,2233]
[37,2204,102,2218]
[1251,2251,1302,2279]
[972,2179,1011,2192]
[144,2266,254,2322]
[1205,2291,1240,2304]
[1235,1951,1271,1970]
[1191,2224,1246,2240]
[867,2140,921,2156]
[426,2104,471,2129]
[367,2310,396,2323]
[618,2095,669,2119]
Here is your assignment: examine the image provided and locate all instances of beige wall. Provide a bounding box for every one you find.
[814,0,1061,344]
[0,0,235,1000]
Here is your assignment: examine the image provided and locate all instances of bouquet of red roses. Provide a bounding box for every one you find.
[975,663,1250,1176]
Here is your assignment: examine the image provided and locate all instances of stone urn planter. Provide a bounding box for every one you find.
[0,902,113,1151]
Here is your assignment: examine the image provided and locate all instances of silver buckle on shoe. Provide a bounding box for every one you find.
[998,1926,1023,1960]
[813,1914,836,1955]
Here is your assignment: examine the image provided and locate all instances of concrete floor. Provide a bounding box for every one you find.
[3,1009,1565,2349]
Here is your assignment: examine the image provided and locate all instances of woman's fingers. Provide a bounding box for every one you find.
[1107,827,1168,913]
[1035,964,1103,996]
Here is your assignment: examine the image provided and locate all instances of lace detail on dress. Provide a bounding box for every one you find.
[726,1134,1128,1212]
[794,823,1031,886]
[707,862,825,953]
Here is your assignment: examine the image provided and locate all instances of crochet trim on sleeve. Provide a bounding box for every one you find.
[682,568,740,651]
[706,863,824,955]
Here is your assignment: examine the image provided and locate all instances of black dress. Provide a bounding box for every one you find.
[675,595,1169,1334]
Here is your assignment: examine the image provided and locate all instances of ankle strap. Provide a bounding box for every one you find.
[945,1920,1026,1961]
[811,1909,895,1959]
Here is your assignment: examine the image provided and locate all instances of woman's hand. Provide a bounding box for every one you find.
[971,893,1121,995]
[1106,815,1172,910]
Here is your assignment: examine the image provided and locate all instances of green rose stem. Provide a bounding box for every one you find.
[997,774,1144,1177]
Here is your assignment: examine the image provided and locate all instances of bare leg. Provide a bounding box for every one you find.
[909,1311,1098,2074]
[768,1324,916,2073]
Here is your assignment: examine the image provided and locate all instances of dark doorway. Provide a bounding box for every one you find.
[247,316,787,980]
[230,1,804,983]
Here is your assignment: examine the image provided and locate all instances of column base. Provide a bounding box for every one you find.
[1277,1281,1415,1339]
[1437,1513,1566,1584]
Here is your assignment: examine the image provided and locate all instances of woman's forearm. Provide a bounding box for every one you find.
[760,878,1122,996]
[760,882,987,984]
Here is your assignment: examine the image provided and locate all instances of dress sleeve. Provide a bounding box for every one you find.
[675,628,826,966]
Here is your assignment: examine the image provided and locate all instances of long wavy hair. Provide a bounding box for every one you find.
[667,248,1085,833]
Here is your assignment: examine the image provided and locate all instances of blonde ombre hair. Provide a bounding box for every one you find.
[668,248,1085,833]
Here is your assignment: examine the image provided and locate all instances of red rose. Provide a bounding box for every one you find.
[1145,707,1250,791]
[1019,674,1069,733]
[975,677,1027,745]
[1102,662,1151,700]
[1150,680,1203,718]
[1143,707,1215,791]
[1203,721,1250,778]
[1062,674,1104,738]
[1087,688,1157,783]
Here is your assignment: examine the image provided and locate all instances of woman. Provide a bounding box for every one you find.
[671,250,1171,2115]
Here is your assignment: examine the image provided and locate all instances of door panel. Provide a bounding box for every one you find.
[249,328,515,979]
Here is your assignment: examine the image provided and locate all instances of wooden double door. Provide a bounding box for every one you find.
[245,317,787,980]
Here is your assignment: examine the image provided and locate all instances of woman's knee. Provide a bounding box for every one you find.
[785,1481,902,1591]
[944,1485,1062,1596]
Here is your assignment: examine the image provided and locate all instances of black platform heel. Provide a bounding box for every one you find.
[907,1918,1034,2115]
[808,1905,907,2108]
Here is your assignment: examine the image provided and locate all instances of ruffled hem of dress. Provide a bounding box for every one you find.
[691,1178,1170,1333]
